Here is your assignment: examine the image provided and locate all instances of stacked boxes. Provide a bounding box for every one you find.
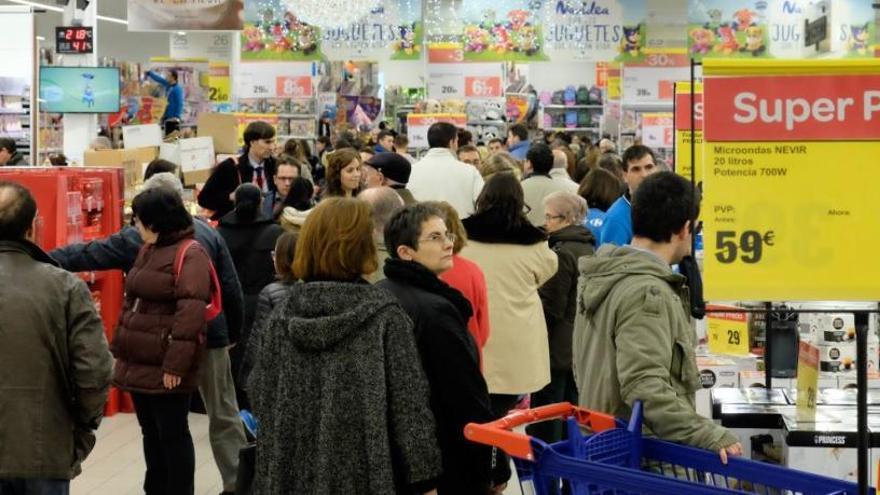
[799,312,878,373]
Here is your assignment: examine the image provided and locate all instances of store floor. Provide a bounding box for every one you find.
[72,413,523,494]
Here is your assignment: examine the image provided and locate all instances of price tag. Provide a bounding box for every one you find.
[706,306,750,356]
[427,73,465,99]
[465,76,502,98]
[673,82,703,183]
[208,63,230,103]
[702,60,880,301]
[796,341,819,421]
[276,76,313,98]
[641,112,673,149]
[407,113,467,149]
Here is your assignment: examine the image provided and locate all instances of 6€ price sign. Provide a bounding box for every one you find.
[796,341,819,422]
[701,60,880,301]
[464,76,502,98]
[706,305,750,356]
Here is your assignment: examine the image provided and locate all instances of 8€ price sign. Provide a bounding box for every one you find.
[701,59,880,301]
[276,76,313,98]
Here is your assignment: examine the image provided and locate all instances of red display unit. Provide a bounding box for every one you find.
[0,167,132,416]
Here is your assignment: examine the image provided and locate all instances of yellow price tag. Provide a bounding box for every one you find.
[706,306,750,356]
[702,60,880,301]
[673,82,703,184]
[209,63,230,103]
[796,341,819,421]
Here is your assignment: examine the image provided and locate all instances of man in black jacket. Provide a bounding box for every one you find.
[198,121,278,220]
[49,172,247,495]
[379,204,508,495]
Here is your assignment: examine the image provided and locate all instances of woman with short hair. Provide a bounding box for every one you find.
[248,197,441,494]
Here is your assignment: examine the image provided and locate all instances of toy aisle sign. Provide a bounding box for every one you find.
[706,305,751,356]
[673,81,703,184]
[406,113,466,149]
[796,340,819,421]
[241,0,422,62]
[539,0,647,62]
[688,0,875,60]
[701,59,880,301]
[639,112,673,149]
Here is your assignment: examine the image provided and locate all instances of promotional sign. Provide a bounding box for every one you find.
[702,59,880,301]
[406,113,466,148]
[706,305,751,356]
[540,0,646,62]
[456,1,549,62]
[796,340,819,421]
[235,113,279,148]
[236,62,312,99]
[128,0,243,31]
[622,64,689,102]
[241,0,422,62]
[673,81,703,184]
[687,0,770,60]
[464,76,502,98]
[640,112,673,149]
[208,63,231,106]
[275,76,313,98]
[170,32,234,61]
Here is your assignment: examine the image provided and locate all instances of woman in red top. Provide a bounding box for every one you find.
[432,201,490,366]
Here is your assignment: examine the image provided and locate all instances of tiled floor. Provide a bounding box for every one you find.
[72,413,525,495]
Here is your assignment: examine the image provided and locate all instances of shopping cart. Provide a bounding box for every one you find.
[465,401,870,495]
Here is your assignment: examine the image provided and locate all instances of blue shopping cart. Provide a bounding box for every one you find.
[465,401,871,495]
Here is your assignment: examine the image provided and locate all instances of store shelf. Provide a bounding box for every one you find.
[543,104,602,109]
[544,127,600,132]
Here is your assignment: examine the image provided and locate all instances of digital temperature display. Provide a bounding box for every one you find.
[55,27,94,54]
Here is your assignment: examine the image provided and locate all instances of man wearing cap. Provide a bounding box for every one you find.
[363,152,417,205]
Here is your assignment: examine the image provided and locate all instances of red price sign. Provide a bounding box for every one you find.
[465,76,502,98]
[275,76,313,98]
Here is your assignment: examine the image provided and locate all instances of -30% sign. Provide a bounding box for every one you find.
[715,230,775,264]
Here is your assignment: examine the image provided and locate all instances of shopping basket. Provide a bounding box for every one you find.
[465,401,870,495]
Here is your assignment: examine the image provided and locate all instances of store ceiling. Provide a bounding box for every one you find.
[0,0,128,21]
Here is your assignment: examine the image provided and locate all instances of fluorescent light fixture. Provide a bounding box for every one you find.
[176,31,186,36]
[35,35,44,40]
[5,0,128,25]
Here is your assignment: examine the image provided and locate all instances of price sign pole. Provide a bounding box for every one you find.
[703,59,880,495]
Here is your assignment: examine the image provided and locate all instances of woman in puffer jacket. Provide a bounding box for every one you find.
[239,230,297,389]
[111,187,212,495]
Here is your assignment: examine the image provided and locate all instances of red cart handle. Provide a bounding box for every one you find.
[464,402,619,461]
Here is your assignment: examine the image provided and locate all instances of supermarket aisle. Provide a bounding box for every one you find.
[72,412,523,495]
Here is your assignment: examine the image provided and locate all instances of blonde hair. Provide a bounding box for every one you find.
[544,191,588,225]
[481,151,522,180]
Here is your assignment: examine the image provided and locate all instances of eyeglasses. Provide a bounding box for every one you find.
[544,214,565,222]
[419,232,456,244]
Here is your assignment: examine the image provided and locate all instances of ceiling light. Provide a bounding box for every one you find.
[5,0,128,24]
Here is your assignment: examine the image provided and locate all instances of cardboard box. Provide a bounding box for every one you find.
[160,137,215,186]
[696,356,739,418]
[123,124,163,149]
[197,113,239,155]
[83,147,158,190]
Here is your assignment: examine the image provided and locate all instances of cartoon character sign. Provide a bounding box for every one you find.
[243,25,265,52]
[741,26,765,56]
[492,24,514,53]
[689,25,714,55]
[268,22,291,52]
[850,23,870,55]
[714,24,739,54]
[507,9,529,31]
[394,22,420,55]
[297,25,317,55]
[465,25,490,53]
[732,9,757,31]
[621,25,642,57]
[519,25,539,56]
[82,73,95,108]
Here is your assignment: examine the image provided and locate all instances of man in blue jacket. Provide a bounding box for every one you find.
[50,170,247,495]
[599,144,657,246]
[146,69,184,135]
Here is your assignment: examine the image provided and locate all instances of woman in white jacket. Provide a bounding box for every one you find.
[461,172,558,418]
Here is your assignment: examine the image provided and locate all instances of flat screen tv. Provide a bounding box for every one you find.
[39,66,120,113]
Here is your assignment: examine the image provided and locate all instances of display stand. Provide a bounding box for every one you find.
[690,61,880,494]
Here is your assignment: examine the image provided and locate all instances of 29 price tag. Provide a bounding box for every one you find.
[706,306,750,356]
[796,341,819,421]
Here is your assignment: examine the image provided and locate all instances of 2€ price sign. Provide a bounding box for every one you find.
[276,76,313,98]
[796,341,819,422]
[701,60,880,301]
[464,77,502,98]
[706,306,750,356]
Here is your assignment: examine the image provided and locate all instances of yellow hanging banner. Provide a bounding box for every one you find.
[673,82,703,185]
[796,341,819,422]
[702,59,880,301]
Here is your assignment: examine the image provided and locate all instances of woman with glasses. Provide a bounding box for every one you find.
[527,191,595,444]
[217,183,283,410]
[460,172,558,419]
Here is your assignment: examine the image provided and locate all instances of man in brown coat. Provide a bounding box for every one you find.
[0,182,113,494]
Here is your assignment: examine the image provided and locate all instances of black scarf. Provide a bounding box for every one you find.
[462,208,547,245]
[383,258,473,322]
